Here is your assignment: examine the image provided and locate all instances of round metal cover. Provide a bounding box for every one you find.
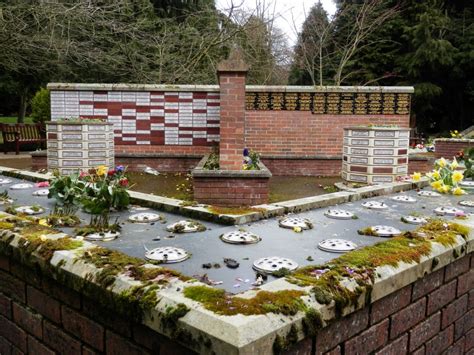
[402,216,428,225]
[434,206,464,216]
[32,189,49,196]
[279,216,312,229]
[324,209,355,220]
[371,225,401,237]
[252,256,298,274]
[459,181,474,189]
[318,239,357,253]
[220,230,261,244]
[144,246,190,263]
[84,231,120,242]
[15,206,44,215]
[10,183,33,190]
[459,200,474,208]
[128,212,162,223]
[166,220,204,233]
[361,201,388,210]
[391,195,417,203]
[0,178,12,185]
[418,190,441,197]
[0,198,13,205]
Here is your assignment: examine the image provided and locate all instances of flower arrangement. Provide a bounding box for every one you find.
[412,157,465,195]
[242,148,260,170]
[49,165,131,233]
[450,130,462,138]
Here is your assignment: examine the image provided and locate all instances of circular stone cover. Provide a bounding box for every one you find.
[402,216,428,225]
[433,206,464,216]
[324,209,355,220]
[459,200,474,208]
[278,216,313,229]
[0,198,14,205]
[318,239,357,253]
[0,178,12,185]
[15,206,44,215]
[128,212,162,223]
[361,201,388,210]
[371,225,401,237]
[84,231,120,242]
[144,246,190,263]
[418,190,441,197]
[459,181,474,189]
[32,189,49,196]
[166,220,205,233]
[391,195,417,203]
[252,256,298,274]
[220,230,261,244]
[10,183,33,190]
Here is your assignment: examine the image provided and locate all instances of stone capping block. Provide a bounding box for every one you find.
[246,85,415,94]
[434,138,474,143]
[47,83,220,92]
[0,212,472,354]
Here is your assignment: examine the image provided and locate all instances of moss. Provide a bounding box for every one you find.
[179,200,200,207]
[207,205,267,215]
[0,221,15,230]
[16,234,83,262]
[116,284,160,322]
[127,265,191,283]
[312,286,333,305]
[272,267,291,278]
[357,227,378,236]
[273,335,285,355]
[272,325,299,354]
[47,214,81,227]
[183,286,306,316]
[303,309,324,336]
[74,223,121,237]
[161,303,190,329]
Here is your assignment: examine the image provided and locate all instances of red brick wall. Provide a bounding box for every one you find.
[290,253,474,355]
[193,176,269,206]
[245,112,410,157]
[0,254,194,355]
[435,139,474,159]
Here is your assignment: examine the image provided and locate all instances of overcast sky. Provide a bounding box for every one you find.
[215,0,337,45]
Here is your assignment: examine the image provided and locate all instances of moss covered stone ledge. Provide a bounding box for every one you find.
[1,211,473,354]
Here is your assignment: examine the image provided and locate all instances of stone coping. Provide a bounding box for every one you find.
[0,210,471,354]
[0,166,430,225]
[47,83,415,94]
[47,83,220,92]
[345,126,411,131]
[246,85,415,94]
[191,155,272,178]
[434,138,474,143]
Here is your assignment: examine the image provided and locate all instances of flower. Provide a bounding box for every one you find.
[452,187,465,195]
[441,184,450,193]
[450,158,459,169]
[412,172,421,182]
[431,180,443,190]
[119,178,129,187]
[116,165,125,172]
[96,165,108,176]
[35,181,49,188]
[437,158,447,168]
[452,170,464,183]
[432,170,440,180]
[243,148,249,157]
[293,226,302,233]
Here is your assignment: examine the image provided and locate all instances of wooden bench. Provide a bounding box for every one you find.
[1,123,46,155]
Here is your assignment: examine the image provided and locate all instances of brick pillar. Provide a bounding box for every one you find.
[217,48,249,171]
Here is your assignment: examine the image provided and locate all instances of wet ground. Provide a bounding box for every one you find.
[2,174,472,293]
[0,154,32,170]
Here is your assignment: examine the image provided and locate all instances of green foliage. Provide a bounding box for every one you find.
[459,147,474,179]
[30,88,50,123]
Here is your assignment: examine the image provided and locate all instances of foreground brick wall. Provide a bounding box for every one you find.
[434,139,474,159]
[289,253,474,355]
[0,255,194,355]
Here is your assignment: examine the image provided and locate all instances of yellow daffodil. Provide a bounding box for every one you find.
[38,219,50,227]
[452,187,465,195]
[432,170,440,180]
[425,172,433,179]
[452,171,464,183]
[441,184,450,193]
[431,180,443,190]
[293,226,302,233]
[450,158,459,169]
[96,165,108,176]
[412,172,421,182]
[437,158,447,168]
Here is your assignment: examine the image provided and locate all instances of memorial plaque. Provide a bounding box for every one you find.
[63,160,82,167]
[350,157,368,164]
[89,151,106,157]
[89,160,107,166]
[89,142,106,149]
[350,174,368,182]
[352,130,370,137]
[374,130,395,137]
[374,158,394,165]
[48,142,58,148]
[351,148,369,155]
[89,125,106,131]
[63,143,83,149]
[49,159,58,166]
[48,151,58,157]
[373,176,393,183]
[63,151,83,158]
[398,139,409,147]
[88,134,106,140]
[374,140,395,147]
[62,134,82,140]
[374,149,394,155]
[62,125,82,131]
[351,139,370,146]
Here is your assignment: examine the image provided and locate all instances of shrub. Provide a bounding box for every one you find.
[30,88,50,123]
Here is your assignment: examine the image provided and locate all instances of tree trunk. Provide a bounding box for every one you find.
[18,92,27,123]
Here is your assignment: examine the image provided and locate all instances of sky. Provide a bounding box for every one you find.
[216,0,337,45]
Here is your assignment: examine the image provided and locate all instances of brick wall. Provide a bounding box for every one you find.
[0,254,194,355]
[434,139,474,159]
[288,253,474,355]
[246,112,410,157]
